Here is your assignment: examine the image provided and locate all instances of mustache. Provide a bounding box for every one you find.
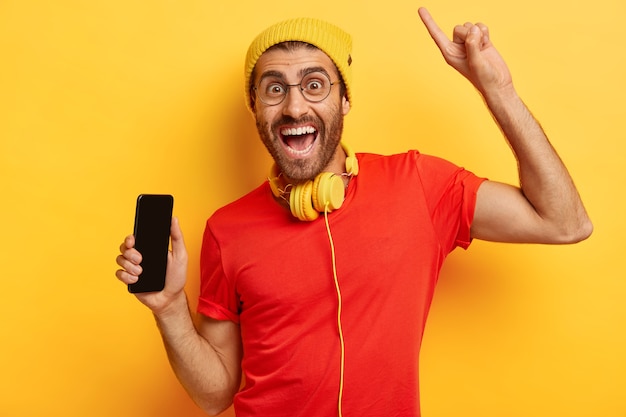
[271,115,321,131]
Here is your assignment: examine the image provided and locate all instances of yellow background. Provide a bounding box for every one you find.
[1,0,624,416]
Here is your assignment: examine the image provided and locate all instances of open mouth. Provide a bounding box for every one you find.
[279,125,318,157]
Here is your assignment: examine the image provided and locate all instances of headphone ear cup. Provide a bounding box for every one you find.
[345,154,359,176]
[290,181,319,221]
[341,141,359,176]
[312,173,345,213]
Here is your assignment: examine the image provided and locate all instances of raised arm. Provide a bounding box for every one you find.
[418,7,592,244]
[116,218,242,415]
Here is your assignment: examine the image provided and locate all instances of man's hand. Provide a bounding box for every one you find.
[116,216,188,315]
[418,7,513,96]
[418,8,592,244]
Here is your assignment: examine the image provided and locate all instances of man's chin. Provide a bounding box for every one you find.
[275,155,321,182]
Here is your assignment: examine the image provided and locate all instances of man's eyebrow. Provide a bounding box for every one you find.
[299,66,331,79]
[258,70,285,83]
[257,67,333,84]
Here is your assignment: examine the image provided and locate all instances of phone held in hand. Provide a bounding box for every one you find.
[128,194,174,294]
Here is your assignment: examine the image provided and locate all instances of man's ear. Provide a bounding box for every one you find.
[342,94,351,116]
[250,92,257,113]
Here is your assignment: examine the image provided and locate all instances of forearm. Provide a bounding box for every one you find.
[153,292,238,415]
[483,86,592,241]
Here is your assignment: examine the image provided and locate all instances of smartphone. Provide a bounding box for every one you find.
[128,194,174,293]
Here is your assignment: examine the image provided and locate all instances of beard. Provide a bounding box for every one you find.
[256,109,344,184]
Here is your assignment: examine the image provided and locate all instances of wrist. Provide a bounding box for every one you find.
[481,83,518,108]
[153,291,201,352]
[152,290,190,322]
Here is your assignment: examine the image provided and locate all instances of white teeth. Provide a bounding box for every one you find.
[281,126,316,136]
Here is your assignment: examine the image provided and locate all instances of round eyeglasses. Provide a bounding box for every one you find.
[253,71,342,106]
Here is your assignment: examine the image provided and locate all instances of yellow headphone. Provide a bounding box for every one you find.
[269,142,359,221]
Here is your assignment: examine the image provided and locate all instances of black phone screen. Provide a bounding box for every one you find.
[128,194,173,293]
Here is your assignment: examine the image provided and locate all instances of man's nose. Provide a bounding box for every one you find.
[281,85,310,118]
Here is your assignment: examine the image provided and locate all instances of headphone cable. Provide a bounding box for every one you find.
[324,204,345,417]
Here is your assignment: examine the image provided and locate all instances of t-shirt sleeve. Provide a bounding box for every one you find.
[413,151,487,252]
[197,220,240,323]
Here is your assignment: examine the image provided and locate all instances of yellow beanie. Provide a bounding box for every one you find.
[244,17,353,111]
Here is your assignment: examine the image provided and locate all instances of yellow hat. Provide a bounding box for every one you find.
[244,17,353,111]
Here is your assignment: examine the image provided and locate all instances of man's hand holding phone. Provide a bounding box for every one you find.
[115,195,189,315]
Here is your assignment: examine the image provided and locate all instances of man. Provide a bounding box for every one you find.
[116,8,591,416]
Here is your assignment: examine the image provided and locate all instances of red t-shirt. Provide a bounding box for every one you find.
[199,151,486,416]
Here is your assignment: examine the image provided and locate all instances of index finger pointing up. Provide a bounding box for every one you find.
[418,7,449,51]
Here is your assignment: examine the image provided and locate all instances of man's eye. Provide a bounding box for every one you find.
[266,83,286,95]
[306,80,323,91]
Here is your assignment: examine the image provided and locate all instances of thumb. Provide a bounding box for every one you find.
[170,217,187,260]
[465,25,484,60]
